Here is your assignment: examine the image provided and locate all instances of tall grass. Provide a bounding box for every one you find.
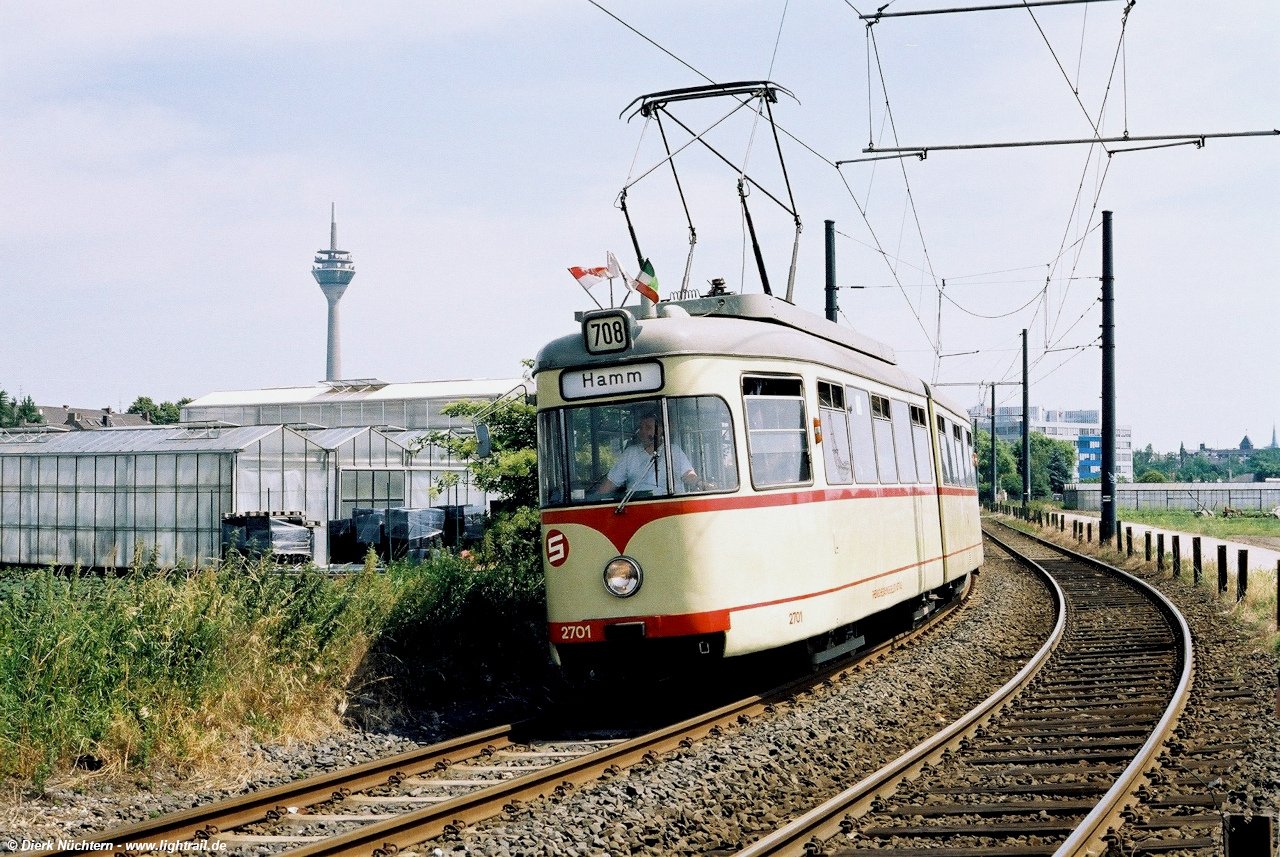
[0,514,550,787]
[0,557,395,784]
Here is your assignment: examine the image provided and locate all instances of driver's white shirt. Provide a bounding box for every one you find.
[606,442,694,494]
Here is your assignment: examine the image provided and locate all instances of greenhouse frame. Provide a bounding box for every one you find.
[0,423,483,569]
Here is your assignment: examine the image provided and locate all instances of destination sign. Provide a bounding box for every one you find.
[560,361,663,400]
[582,310,632,355]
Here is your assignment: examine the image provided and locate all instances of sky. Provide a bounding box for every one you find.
[0,0,1275,452]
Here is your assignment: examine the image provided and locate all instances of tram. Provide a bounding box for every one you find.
[533,292,982,673]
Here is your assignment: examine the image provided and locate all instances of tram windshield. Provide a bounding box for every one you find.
[537,396,738,507]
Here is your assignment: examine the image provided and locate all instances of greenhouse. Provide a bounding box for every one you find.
[299,426,483,517]
[0,425,329,569]
[0,423,489,570]
[181,377,526,430]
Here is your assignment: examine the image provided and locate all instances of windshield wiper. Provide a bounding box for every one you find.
[615,449,660,514]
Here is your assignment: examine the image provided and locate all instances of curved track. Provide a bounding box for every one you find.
[737,521,1194,857]
[54,579,972,857]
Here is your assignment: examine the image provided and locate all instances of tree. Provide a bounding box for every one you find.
[128,396,193,425]
[1045,443,1076,494]
[976,429,1078,501]
[1026,432,1079,499]
[411,379,539,569]
[429,398,538,509]
[0,391,42,427]
[1249,448,1280,480]
[975,429,1018,501]
[1137,469,1169,483]
[1133,443,1178,481]
[1176,453,1226,483]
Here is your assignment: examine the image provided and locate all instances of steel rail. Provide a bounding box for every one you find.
[997,521,1196,857]
[45,725,519,854]
[733,530,1066,856]
[282,586,975,857]
[63,576,974,856]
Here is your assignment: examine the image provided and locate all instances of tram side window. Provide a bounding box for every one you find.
[818,381,852,485]
[845,386,878,483]
[890,400,918,483]
[743,376,811,487]
[953,424,969,486]
[667,396,739,493]
[937,416,955,485]
[537,410,567,507]
[961,427,976,487]
[870,394,898,483]
[948,422,964,486]
[910,405,934,483]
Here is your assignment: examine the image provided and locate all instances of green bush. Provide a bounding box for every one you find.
[357,509,549,710]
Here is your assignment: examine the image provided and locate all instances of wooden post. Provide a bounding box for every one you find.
[1237,549,1248,602]
[1087,522,1093,543]
[1172,535,1181,578]
[1193,537,1202,585]
[1145,531,1152,562]
[1157,533,1165,572]
[1126,526,1133,557]
[1218,544,1229,594]
[1116,520,1123,551]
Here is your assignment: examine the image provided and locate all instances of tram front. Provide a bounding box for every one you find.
[533,307,743,675]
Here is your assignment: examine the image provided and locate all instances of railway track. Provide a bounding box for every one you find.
[56,575,973,857]
[736,520,1196,857]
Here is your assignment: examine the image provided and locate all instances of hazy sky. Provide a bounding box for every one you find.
[1,1,1275,452]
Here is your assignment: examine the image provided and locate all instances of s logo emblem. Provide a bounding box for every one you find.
[545,529,569,567]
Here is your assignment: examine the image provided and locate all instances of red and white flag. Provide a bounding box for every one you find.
[568,266,610,291]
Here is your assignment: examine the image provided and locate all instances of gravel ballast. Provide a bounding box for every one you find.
[0,689,549,847]
[417,548,1054,856]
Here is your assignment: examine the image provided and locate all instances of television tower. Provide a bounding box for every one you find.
[312,204,356,381]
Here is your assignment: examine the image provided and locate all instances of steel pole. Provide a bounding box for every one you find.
[1022,328,1030,511]
[1100,211,1116,542]
[990,384,997,505]
[824,220,838,323]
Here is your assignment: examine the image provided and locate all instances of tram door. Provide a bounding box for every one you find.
[890,400,928,591]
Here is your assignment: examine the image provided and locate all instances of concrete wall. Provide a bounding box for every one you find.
[1064,482,1280,511]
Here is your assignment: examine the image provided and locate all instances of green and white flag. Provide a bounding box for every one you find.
[633,259,660,303]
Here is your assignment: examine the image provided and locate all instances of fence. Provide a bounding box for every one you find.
[1063,483,1280,512]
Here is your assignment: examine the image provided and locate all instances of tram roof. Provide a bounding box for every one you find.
[538,294,964,403]
[538,295,971,416]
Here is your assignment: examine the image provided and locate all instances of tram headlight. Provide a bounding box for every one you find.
[603,556,643,598]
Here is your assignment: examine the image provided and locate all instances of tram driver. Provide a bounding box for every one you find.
[594,408,708,496]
